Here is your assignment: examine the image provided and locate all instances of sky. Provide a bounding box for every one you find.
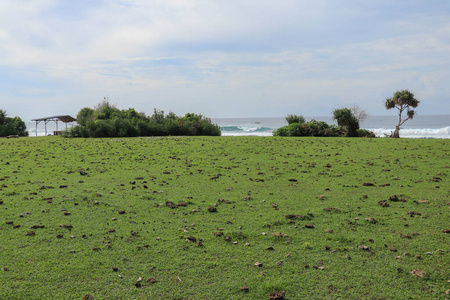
[1,0,449,120]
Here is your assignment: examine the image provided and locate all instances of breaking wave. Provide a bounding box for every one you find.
[220,126,274,136]
[370,126,450,139]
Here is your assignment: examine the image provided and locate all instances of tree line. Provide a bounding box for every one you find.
[0,90,420,138]
[0,109,28,137]
[62,99,221,138]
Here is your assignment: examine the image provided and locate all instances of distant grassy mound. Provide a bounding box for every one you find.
[0,136,448,299]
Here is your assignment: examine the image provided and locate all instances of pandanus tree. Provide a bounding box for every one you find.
[385,90,420,138]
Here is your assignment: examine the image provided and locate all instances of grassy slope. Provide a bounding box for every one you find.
[0,136,448,299]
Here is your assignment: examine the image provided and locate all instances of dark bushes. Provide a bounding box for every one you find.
[357,129,376,138]
[273,119,375,137]
[275,108,375,137]
[332,108,360,137]
[285,114,306,125]
[0,110,28,137]
[273,119,342,137]
[63,102,220,138]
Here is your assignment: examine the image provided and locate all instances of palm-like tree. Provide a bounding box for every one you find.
[385,90,420,138]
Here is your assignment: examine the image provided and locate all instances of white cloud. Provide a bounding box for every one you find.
[0,0,449,119]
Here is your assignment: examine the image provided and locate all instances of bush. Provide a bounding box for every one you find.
[114,118,139,137]
[76,107,95,126]
[274,119,348,137]
[0,110,29,137]
[62,127,78,138]
[357,129,376,138]
[174,113,221,136]
[332,107,361,137]
[64,101,221,138]
[86,120,114,137]
[199,120,221,136]
[272,126,288,137]
[285,114,305,125]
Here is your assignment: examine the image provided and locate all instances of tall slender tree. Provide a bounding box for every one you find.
[385,90,420,138]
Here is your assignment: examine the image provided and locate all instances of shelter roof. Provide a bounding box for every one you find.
[32,115,77,123]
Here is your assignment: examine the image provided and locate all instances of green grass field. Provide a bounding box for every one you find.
[0,136,448,299]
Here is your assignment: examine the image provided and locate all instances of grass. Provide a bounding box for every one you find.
[0,136,448,299]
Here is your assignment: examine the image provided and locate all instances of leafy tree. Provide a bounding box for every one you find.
[0,110,29,137]
[177,113,221,136]
[123,108,146,121]
[76,107,95,125]
[166,111,178,120]
[0,109,6,125]
[385,90,420,138]
[285,114,305,125]
[94,99,121,120]
[332,108,359,137]
[151,109,168,123]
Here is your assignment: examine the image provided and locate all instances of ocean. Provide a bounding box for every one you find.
[26,115,449,139]
[213,115,450,139]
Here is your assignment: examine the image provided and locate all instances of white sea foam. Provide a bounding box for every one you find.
[221,131,274,137]
[370,127,450,139]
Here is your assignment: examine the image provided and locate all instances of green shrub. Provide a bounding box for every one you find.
[114,118,139,137]
[274,120,341,137]
[0,110,29,137]
[332,107,361,137]
[285,114,305,125]
[357,128,376,138]
[273,126,288,136]
[275,111,374,138]
[65,101,220,138]
[76,107,95,126]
